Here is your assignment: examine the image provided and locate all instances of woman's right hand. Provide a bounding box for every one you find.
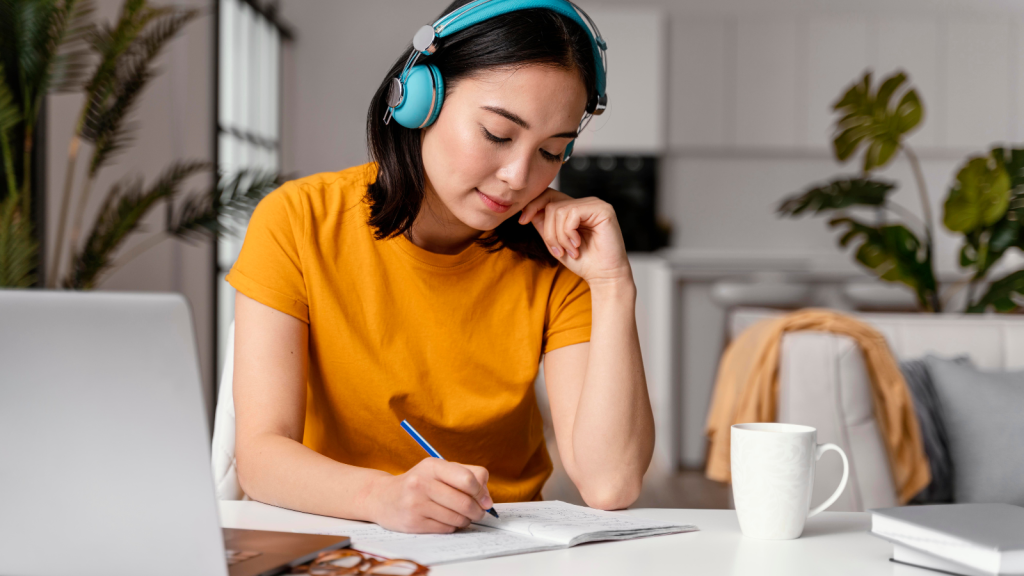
[368,458,495,533]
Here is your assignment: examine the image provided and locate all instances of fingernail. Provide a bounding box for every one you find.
[549,245,559,256]
[571,237,579,248]
[482,496,494,509]
[518,214,526,224]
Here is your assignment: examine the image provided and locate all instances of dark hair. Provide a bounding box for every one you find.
[364,0,598,265]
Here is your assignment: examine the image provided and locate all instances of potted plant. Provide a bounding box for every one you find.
[778,70,1023,313]
[0,0,278,289]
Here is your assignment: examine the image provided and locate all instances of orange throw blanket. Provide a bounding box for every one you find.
[704,309,930,504]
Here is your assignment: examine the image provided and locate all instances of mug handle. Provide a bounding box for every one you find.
[807,443,849,518]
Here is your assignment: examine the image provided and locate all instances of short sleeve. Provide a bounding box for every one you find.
[543,267,592,353]
[225,183,310,323]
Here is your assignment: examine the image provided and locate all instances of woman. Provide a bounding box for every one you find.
[229,0,654,535]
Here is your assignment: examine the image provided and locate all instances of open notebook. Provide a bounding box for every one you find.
[316,501,698,565]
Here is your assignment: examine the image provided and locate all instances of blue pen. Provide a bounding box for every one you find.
[399,419,499,519]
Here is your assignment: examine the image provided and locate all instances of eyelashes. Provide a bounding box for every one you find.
[480,126,561,163]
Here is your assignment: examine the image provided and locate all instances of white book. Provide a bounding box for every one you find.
[871,504,1024,576]
[316,501,698,565]
[892,542,1003,576]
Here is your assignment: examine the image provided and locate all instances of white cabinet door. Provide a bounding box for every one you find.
[572,7,666,155]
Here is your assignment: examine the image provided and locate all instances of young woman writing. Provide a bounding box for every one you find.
[229,0,654,534]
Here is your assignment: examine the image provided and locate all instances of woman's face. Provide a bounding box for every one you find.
[420,64,589,231]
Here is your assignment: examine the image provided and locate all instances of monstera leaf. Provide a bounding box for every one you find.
[778,177,896,217]
[944,155,1011,233]
[959,218,1021,275]
[832,71,923,172]
[830,217,938,310]
[968,270,1024,313]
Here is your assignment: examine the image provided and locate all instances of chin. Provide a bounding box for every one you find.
[457,209,507,232]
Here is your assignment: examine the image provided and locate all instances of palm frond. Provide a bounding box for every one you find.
[50,0,97,92]
[12,0,92,122]
[0,193,38,287]
[64,159,208,288]
[0,60,20,199]
[81,0,161,105]
[81,4,198,174]
[169,169,281,242]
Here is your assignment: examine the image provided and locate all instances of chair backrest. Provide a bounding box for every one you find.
[730,308,1024,367]
[211,320,244,500]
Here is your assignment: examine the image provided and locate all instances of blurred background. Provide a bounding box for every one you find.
[12,0,1024,509]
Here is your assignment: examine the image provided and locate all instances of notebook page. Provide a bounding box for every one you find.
[314,522,559,565]
[475,500,698,546]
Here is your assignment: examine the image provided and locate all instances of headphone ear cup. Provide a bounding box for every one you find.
[391,64,441,129]
[423,64,444,127]
[562,139,575,163]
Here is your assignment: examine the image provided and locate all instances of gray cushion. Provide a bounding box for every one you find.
[924,356,1024,505]
[901,357,966,504]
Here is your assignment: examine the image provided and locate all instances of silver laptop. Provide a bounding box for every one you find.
[0,290,347,576]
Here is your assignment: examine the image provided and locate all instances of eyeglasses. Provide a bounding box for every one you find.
[289,549,429,576]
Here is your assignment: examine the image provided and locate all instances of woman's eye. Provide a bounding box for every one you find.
[481,126,561,163]
[481,127,510,144]
[540,149,561,163]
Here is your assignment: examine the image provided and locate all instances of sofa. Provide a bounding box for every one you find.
[728,308,1024,512]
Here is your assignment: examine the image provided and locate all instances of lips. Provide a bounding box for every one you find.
[475,188,512,213]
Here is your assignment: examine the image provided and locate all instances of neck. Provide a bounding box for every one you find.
[406,184,482,255]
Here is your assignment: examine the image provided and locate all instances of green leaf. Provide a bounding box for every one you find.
[48,0,96,92]
[943,155,1011,233]
[968,270,1024,313]
[829,216,937,310]
[831,70,923,172]
[896,90,923,133]
[0,191,38,287]
[778,177,896,217]
[0,61,19,135]
[80,3,199,174]
[168,169,281,242]
[64,159,209,289]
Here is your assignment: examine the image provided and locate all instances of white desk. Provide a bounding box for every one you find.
[219,501,932,575]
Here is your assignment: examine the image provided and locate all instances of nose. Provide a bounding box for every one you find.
[496,149,531,192]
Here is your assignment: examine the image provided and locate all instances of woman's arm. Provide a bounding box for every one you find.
[233,291,495,533]
[520,190,655,510]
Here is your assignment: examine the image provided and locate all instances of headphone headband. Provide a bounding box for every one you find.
[424,0,607,105]
[383,0,608,163]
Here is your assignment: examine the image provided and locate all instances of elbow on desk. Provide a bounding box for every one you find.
[578,478,643,511]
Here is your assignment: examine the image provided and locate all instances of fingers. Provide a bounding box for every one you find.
[539,201,583,259]
[553,207,579,259]
[432,460,494,511]
[420,499,474,529]
[426,479,485,523]
[463,465,492,505]
[402,514,458,534]
[518,187,559,225]
[543,203,562,258]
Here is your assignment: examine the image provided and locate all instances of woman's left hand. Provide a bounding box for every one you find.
[518,188,631,287]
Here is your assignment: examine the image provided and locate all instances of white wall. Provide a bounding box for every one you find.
[656,0,1024,274]
[45,0,217,424]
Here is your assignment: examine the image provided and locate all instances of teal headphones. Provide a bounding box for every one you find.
[382,0,608,164]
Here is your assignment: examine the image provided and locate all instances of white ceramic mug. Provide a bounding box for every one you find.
[730,422,849,540]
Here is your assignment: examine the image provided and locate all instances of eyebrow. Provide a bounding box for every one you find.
[481,106,578,139]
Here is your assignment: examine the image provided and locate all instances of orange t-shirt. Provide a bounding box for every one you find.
[226,162,591,502]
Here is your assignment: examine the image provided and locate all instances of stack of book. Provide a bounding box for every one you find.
[871,504,1024,576]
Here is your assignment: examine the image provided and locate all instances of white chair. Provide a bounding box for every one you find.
[211,321,245,500]
[729,308,1024,512]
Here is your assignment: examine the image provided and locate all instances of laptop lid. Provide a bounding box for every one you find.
[0,290,227,576]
